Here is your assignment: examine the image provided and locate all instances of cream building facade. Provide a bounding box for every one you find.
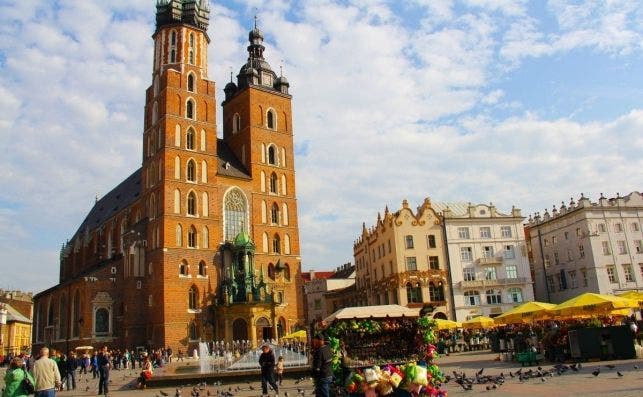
[353,199,451,318]
[304,264,355,324]
[433,202,534,321]
[526,192,643,303]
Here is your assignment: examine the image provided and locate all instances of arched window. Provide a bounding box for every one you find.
[202,226,209,248]
[188,33,195,65]
[284,263,291,281]
[201,161,207,183]
[174,189,180,213]
[176,224,183,246]
[268,263,275,280]
[508,287,523,303]
[202,191,208,215]
[262,232,269,253]
[189,321,198,340]
[224,188,248,241]
[198,261,206,277]
[200,129,206,151]
[271,203,279,224]
[72,290,81,337]
[272,234,281,254]
[486,289,502,304]
[186,128,195,150]
[188,285,198,310]
[464,290,480,306]
[406,282,422,303]
[233,113,241,133]
[170,31,177,62]
[267,109,276,130]
[282,203,289,225]
[186,99,194,119]
[188,226,197,248]
[187,73,195,92]
[268,146,277,165]
[284,234,291,254]
[95,308,109,335]
[187,191,196,215]
[429,282,445,301]
[179,260,188,276]
[269,173,278,193]
[186,160,196,182]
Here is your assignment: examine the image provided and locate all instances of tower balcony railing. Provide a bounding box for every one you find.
[475,256,504,266]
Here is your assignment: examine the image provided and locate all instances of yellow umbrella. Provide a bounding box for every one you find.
[434,318,462,330]
[617,291,643,307]
[494,301,556,324]
[281,329,307,342]
[462,315,496,329]
[550,292,639,318]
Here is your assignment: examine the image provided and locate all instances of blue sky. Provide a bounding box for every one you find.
[0,0,641,293]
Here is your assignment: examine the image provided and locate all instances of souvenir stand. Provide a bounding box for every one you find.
[316,305,447,397]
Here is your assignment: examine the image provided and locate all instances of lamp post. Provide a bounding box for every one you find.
[0,304,8,355]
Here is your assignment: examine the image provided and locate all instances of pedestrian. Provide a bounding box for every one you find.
[2,356,35,397]
[311,334,333,397]
[136,353,153,390]
[276,356,285,386]
[64,351,77,391]
[32,347,61,397]
[96,346,111,396]
[258,343,279,397]
[177,349,184,362]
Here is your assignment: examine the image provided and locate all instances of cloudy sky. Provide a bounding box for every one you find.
[0,0,641,293]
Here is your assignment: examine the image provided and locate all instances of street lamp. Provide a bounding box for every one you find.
[0,304,7,355]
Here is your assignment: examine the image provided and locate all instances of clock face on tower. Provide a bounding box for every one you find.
[262,72,273,87]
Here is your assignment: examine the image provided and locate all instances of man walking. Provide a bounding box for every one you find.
[32,347,61,397]
[64,351,78,391]
[97,346,111,396]
[258,343,279,397]
[311,334,333,397]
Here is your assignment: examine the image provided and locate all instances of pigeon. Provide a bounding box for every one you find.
[541,378,546,382]
[477,368,484,376]
[509,371,514,378]
[592,368,600,377]
[617,371,623,377]
[635,365,639,370]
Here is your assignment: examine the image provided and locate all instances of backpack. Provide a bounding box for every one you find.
[21,368,36,394]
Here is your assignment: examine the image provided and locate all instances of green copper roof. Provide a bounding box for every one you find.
[233,230,252,246]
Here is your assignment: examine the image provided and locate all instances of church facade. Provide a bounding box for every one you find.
[32,0,304,353]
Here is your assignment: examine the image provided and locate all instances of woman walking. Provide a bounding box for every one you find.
[3,357,35,397]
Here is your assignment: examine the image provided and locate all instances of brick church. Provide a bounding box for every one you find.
[33,0,305,353]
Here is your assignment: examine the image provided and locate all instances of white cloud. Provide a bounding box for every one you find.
[0,0,641,292]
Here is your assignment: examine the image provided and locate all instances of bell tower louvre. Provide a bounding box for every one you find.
[32,1,304,353]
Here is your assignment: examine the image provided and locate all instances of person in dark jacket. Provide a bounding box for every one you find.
[64,351,78,391]
[258,344,279,396]
[312,334,333,397]
[97,346,110,396]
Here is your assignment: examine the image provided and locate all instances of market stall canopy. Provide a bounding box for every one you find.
[434,318,462,330]
[550,292,638,318]
[281,330,307,341]
[617,291,643,307]
[75,346,94,350]
[323,304,420,323]
[493,301,556,324]
[462,315,496,329]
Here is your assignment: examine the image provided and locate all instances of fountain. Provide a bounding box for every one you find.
[199,341,211,373]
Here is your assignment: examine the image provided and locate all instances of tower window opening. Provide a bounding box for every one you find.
[187,192,196,215]
[187,74,195,92]
[187,160,196,182]
[186,128,195,150]
[186,100,194,119]
[267,110,275,130]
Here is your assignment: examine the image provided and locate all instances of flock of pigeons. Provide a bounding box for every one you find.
[154,376,314,397]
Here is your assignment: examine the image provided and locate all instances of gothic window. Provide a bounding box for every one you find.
[272,234,281,254]
[269,173,278,193]
[268,263,275,280]
[186,128,195,150]
[179,260,188,276]
[176,224,183,246]
[187,160,196,182]
[188,286,198,310]
[187,73,195,92]
[198,261,206,276]
[188,226,197,248]
[284,263,291,281]
[188,33,195,65]
[268,146,277,165]
[189,321,198,340]
[267,109,276,130]
[202,225,209,248]
[233,113,241,133]
[95,308,109,335]
[170,31,177,63]
[187,192,196,215]
[271,203,279,224]
[186,99,194,119]
[224,188,248,241]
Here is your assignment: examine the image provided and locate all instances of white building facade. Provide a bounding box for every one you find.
[304,265,355,324]
[434,202,534,321]
[526,192,643,303]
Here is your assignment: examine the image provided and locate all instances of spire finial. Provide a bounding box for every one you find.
[280,60,284,77]
[254,10,258,29]
[229,66,233,82]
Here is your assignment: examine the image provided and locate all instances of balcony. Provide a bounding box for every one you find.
[475,256,504,266]
[458,277,530,289]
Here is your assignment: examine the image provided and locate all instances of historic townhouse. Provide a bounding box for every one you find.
[353,199,451,318]
[33,0,304,353]
[526,192,643,303]
[433,202,534,321]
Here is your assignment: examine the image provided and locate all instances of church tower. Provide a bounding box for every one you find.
[140,0,220,346]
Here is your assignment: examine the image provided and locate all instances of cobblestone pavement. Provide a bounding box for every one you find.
[2,351,642,396]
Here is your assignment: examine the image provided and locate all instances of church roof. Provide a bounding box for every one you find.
[217,139,251,179]
[73,169,142,239]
